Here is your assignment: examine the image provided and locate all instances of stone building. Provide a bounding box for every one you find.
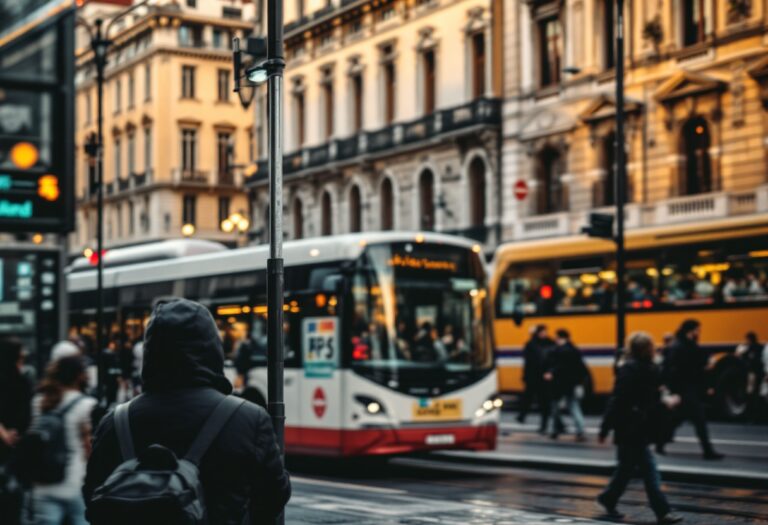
[501,0,768,242]
[244,0,505,249]
[72,0,256,256]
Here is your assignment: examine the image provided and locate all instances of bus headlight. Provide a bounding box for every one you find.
[355,395,387,415]
[475,396,503,418]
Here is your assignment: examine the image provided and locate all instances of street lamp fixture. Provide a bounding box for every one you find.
[221,212,250,234]
[181,223,196,237]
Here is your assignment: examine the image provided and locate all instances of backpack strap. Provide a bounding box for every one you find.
[54,394,86,416]
[184,396,245,465]
[114,402,136,461]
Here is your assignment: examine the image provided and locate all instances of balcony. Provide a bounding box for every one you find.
[117,177,130,192]
[172,168,209,185]
[245,98,501,186]
[512,186,768,241]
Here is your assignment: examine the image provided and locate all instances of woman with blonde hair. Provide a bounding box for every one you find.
[597,332,682,524]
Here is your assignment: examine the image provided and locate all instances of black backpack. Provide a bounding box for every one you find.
[18,395,85,484]
[88,396,245,525]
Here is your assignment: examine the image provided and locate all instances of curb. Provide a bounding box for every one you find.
[432,450,768,488]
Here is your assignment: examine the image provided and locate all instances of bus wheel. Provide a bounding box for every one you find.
[717,366,748,420]
[242,387,267,409]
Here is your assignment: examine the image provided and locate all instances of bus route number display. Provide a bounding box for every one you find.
[302,317,339,379]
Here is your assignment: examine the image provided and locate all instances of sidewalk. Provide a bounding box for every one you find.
[435,413,768,487]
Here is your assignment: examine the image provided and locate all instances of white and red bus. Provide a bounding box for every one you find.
[67,233,500,456]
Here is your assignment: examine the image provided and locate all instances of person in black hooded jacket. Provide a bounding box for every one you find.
[83,298,291,524]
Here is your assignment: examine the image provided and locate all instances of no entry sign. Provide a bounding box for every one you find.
[514,180,529,201]
[312,387,327,419]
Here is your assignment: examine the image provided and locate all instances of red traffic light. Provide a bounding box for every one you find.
[88,249,107,266]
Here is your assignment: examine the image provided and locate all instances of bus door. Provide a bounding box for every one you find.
[292,291,344,453]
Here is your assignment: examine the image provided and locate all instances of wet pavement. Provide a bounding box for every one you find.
[286,453,768,525]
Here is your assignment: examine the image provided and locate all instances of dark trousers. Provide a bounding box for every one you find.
[518,383,550,431]
[679,394,715,454]
[600,444,671,519]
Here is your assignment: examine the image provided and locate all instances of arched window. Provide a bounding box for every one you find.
[468,157,486,227]
[380,178,394,231]
[681,117,713,195]
[536,147,565,214]
[349,185,362,233]
[293,198,303,240]
[321,191,333,236]
[419,169,435,231]
[595,131,616,207]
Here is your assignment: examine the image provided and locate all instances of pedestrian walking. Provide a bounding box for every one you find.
[597,332,683,525]
[545,329,588,441]
[517,325,556,434]
[83,298,291,525]
[662,319,723,460]
[22,355,96,525]
[0,339,33,525]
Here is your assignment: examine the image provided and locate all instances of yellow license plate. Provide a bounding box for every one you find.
[412,399,463,421]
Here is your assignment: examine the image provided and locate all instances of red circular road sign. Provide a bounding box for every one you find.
[514,180,529,201]
[312,387,327,419]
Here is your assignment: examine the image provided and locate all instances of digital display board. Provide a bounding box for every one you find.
[0,1,74,232]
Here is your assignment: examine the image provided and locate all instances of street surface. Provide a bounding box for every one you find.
[285,412,768,524]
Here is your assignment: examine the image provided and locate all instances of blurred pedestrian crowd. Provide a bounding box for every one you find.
[0,298,290,525]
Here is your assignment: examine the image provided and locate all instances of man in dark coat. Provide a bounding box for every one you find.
[545,329,588,440]
[598,332,682,525]
[663,319,723,460]
[517,324,555,433]
[83,299,291,524]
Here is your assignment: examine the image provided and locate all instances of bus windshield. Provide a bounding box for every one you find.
[348,242,493,393]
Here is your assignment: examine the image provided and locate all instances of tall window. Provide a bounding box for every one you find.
[681,117,713,195]
[114,77,122,113]
[596,132,616,206]
[144,126,152,174]
[321,74,334,139]
[212,28,223,48]
[293,91,305,147]
[538,16,562,87]
[683,0,706,46]
[128,200,135,235]
[297,0,304,18]
[181,65,196,98]
[422,49,436,115]
[217,132,232,184]
[536,147,565,214]
[181,129,197,173]
[321,191,332,236]
[293,198,303,239]
[349,185,362,232]
[419,169,435,230]
[382,46,396,124]
[114,137,121,179]
[602,0,615,69]
[183,194,197,226]
[143,195,151,232]
[471,32,486,98]
[128,72,135,108]
[116,203,122,237]
[85,91,92,124]
[352,73,363,132]
[217,69,230,102]
[380,177,394,230]
[144,62,151,101]
[468,157,486,227]
[127,132,135,176]
[218,196,230,229]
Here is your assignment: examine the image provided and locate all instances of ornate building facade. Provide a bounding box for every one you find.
[73,0,256,256]
[244,0,504,249]
[502,0,768,242]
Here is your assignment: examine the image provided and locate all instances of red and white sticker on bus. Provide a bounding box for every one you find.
[302,317,339,379]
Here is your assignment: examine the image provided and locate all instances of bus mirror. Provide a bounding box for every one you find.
[512,309,524,327]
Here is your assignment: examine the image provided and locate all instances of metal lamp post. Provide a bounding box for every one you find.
[614,0,627,361]
[77,0,156,403]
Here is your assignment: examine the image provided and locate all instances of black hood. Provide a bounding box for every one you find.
[142,298,232,394]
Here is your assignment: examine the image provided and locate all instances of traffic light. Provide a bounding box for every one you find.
[581,212,614,240]
[83,133,98,158]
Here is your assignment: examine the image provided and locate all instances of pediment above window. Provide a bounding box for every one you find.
[654,71,726,104]
[518,108,576,142]
[580,94,643,124]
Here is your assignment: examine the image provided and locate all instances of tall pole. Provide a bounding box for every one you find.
[266,3,286,524]
[614,0,627,361]
[94,18,106,402]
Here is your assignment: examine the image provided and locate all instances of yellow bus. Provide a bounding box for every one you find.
[491,215,768,417]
